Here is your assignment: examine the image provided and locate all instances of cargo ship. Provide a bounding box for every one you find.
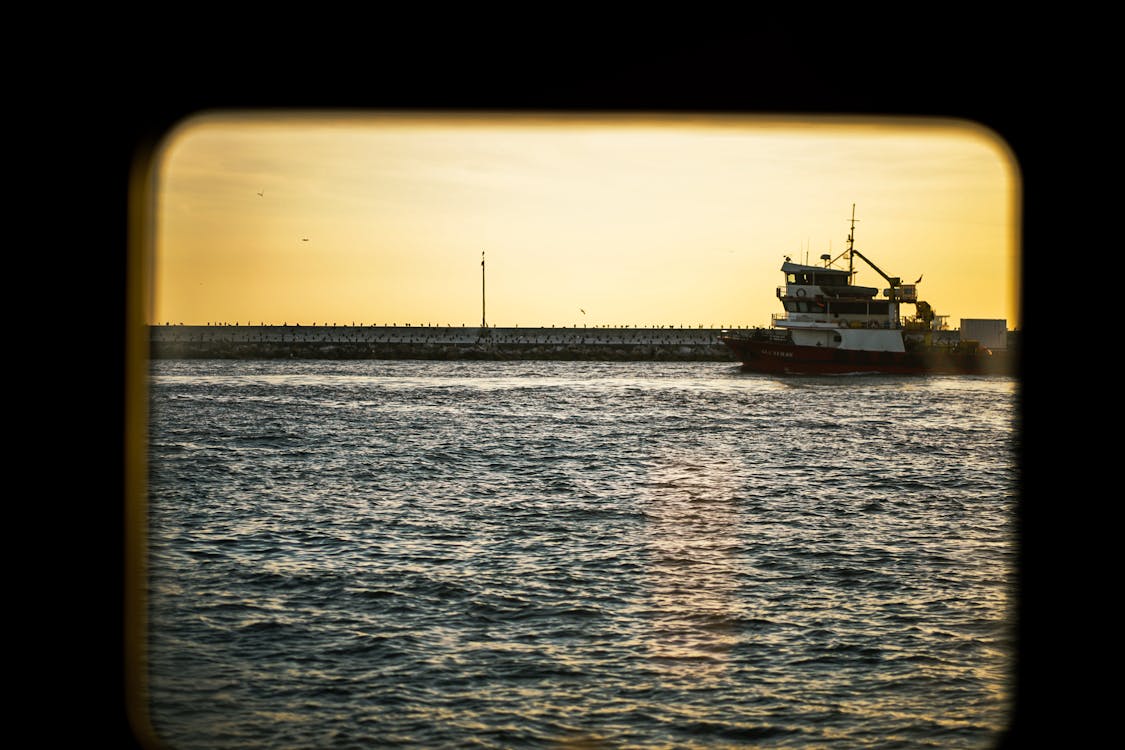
[719,207,1012,375]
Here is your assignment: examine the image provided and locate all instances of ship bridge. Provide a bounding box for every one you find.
[780,261,878,299]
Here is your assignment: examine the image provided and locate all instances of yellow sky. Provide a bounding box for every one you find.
[147,112,1020,330]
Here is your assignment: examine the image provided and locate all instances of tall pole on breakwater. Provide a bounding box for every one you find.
[481,251,487,329]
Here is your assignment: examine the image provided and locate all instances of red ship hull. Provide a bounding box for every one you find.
[719,336,1012,376]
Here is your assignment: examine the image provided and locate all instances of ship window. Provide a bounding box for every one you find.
[832,300,892,315]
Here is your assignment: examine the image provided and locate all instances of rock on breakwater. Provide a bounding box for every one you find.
[148,325,739,361]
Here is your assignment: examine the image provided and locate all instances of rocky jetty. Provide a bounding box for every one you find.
[148,325,739,361]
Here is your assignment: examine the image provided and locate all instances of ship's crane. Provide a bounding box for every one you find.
[844,204,918,303]
[849,248,901,291]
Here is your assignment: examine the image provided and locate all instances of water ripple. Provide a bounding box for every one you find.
[145,360,1017,749]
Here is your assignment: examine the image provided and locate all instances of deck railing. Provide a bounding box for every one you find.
[774,313,908,330]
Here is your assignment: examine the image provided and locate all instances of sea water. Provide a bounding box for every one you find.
[143,359,1018,749]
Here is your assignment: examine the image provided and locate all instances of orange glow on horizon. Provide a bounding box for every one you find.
[149,112,1020,331]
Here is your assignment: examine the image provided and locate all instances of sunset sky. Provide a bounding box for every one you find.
[146,112,1020,330]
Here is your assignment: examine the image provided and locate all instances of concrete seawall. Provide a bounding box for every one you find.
[149,325,740,361]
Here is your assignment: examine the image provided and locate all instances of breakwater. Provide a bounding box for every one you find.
[148,325,739,361]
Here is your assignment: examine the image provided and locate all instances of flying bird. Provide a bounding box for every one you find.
[914,275,923,284]
[257,190,264,197]
[302,237,309,242]
[580,308,586,315]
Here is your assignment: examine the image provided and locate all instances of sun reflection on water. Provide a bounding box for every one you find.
[639,445,746,688]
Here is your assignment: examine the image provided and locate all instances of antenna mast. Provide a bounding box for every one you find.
[481,251,486,329]
[846,203,859,279]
